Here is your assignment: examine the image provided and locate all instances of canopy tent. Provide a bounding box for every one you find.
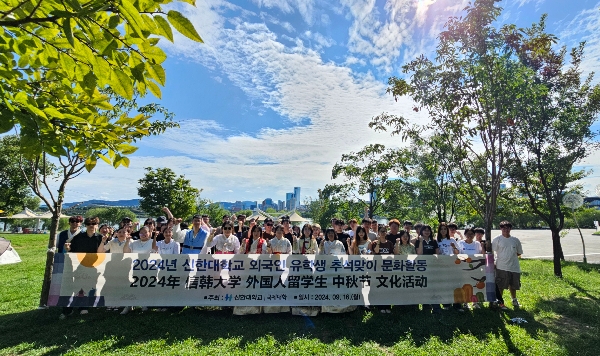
[0,208,38,219]
[288,211,306,222]
[36,211,71,219]
[0,237,21,265]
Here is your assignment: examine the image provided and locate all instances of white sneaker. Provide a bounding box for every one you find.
[120,307,131,315]
[80,309,88,315]
[512,299,520,309]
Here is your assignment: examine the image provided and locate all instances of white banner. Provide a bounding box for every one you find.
[48,253,496,307]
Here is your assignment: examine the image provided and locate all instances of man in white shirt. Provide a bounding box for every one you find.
[492,220,523,309]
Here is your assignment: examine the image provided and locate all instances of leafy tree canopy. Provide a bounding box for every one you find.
[0,0,202,168]
[137,167,200,220]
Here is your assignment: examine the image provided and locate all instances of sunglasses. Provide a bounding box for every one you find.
[500,225,512,229]
[223,227,232,230]
[85,223,98,226]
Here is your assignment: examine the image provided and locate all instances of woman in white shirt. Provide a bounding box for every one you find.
[452,228,482,255]
[319,229,346,255]
[156,227,180,254]
[201,222,239,254]
[268,225,292,254]
[98,226,128,253]
[349,226,371,255]
[124,226,155,253]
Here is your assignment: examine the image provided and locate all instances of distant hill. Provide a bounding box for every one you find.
[54,199,141,209]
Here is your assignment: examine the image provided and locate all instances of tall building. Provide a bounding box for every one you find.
[277,200,285,211]
[294,187,301,208]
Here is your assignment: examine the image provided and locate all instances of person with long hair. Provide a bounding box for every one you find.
[350,226,371,255]
[268,224,292,254]
[201,222,239,254]
[371,225,394,313]
[318,228,345,255]
[394,230,416,255]
[241,225,268,254]
[436,222,456,256]
[415,224,439,255]
[293,223,318,254]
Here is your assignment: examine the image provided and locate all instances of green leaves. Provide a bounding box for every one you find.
[167,10,203,43]
[154,15,173,42]
[111,69,134,100]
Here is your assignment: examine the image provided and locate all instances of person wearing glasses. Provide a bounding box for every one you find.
[201,222,239,254]
[492,221,523,310]
[56,215,83,253]
[61,216,102,319]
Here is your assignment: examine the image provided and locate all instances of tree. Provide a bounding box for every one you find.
[85,207,138,227]
[0,136,40,216]
[138,167,200,220]
[196,202,230,227]
[1,0,203,162]
[326,144,409,218]
[371,0,547,246]
[505,21,600,276]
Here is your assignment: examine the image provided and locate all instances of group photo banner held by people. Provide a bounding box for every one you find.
[48,253,495,307]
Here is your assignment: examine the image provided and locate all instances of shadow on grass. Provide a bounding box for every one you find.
[0,304,549,355]
[534,292,600,355]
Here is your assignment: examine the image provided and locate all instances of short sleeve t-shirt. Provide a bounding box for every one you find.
[414,239,438,255]
[104,238,127,253]
[492,235,523,273]
[156,240,180,254]
[372,240,394,255]
[459,240,483,255]
[129,240,154,253]
[437,238,457,255]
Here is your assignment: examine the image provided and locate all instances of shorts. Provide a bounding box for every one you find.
[495,269,521,290]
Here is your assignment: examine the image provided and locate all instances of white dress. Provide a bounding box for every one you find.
[319,240,357,314]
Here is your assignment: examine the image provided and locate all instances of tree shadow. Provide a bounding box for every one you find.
[0,304,552,355]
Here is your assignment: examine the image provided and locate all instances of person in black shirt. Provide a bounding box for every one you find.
[233,214,249,244]
[279,215,296,247]
[60,216,103,319]
[385,219,403,246]
[415,224,439,255]
[333,219,350,254]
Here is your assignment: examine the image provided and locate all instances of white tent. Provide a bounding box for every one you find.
[36,211,71,219]
[0,237,21,265]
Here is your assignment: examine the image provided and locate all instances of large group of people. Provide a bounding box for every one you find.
[56,208,523,320]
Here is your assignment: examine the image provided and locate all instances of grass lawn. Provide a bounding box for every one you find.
[1,234,599,355]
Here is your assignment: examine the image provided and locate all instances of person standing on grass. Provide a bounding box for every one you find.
[492,220,523,310]
[60,216,102,319]
[56,215,83,253]
[415,224,442,314]
[371,225,394,314]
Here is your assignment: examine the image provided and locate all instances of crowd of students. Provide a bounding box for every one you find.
[56,208,523,319]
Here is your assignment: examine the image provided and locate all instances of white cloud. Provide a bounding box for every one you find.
[251,0,315,24]
[560,3,600,81]
[340,0,469,72]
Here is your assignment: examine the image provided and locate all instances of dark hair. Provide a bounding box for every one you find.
[84,217,99,226]
[201,214,209,218]
[99,224,109,230]
[414,223,423,235]
[420,224,433,237]
[222,222,233,229]
[301,223,313,238]
[447,222,458,229]
[474,227,485,234]
[192,214,201,220]
[403,220,412,226]
[464,227,476,236]
[222,214,230,220]
[273,224,285,233]
[264,217,273,224]
[325,228,337,239]
[398,230,411,245]
[356,226,368,241]
[180,223,189,230]
[334,219,345,225]
[144,218,155,226]
[250,225,262,236]
[436,222,449,242]
[69,215,83,223]
[280,215,290,223]
[499,220,512,228]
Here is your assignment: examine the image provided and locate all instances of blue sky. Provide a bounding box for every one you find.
[62,0,600,204]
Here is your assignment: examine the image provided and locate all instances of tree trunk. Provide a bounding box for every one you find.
[551,228,563,278]
[38,203,62,307]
